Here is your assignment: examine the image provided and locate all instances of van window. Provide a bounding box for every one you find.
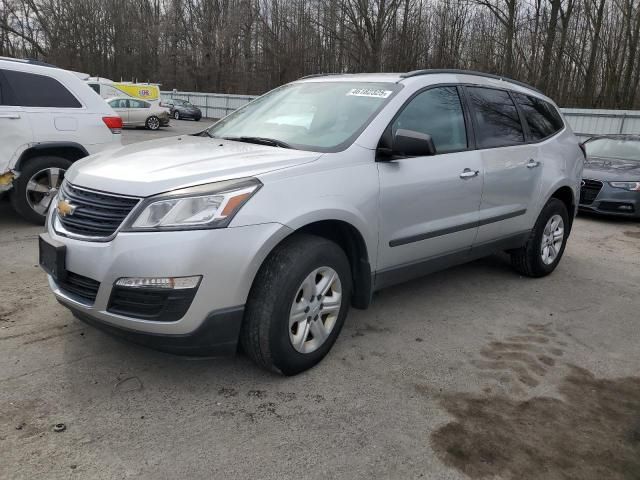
[466,87,524,148]
[2,70,82,108]
[392,87,467,154]
[512,93,564,141]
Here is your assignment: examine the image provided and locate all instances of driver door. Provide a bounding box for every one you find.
[377,86,483,280]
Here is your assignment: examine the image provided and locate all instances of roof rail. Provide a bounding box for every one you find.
[400,69,542,94]
[0,56,59,68]
[298,73,342,80]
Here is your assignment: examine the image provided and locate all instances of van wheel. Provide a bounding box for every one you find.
[10,156,71,225]
[146,116,161,130]
[240,234,352,375]
[510,198,569,277]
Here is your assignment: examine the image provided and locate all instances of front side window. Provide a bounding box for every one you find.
[206,82,401,152]
[2,70,81,108]
[513,93,563,141]
[466,87,524,149]
[391,86,467,154]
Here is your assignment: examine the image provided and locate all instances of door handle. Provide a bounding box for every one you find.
[460,168,479,179]
[526,159,540,168]
[0,113,20,119]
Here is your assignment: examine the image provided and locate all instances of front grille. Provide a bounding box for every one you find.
[107,286,198,322]
[57,271,100,303]
[579,179,603,205]
[57,182,139,238]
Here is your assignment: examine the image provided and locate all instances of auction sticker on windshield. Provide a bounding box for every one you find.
[347,88,393,98]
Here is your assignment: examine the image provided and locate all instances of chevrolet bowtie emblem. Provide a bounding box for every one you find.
[57,199,77,217]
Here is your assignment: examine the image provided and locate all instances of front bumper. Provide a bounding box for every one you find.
[46,216,291,351]
[579,180,640,218]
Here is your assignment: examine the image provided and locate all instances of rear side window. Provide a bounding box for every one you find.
[466,87,524,148]
[129,100,149,108]
[2,70,82,108]
[512,93,564,141]
[392,86,467,154]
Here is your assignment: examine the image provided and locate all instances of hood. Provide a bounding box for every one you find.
[582,156,640,182]
[66,135,321,197]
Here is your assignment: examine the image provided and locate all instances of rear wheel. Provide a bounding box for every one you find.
[173,111,180,120]
[240,234,352,375]
[146,116,160,130]
[510,198,569,277]
[10,156,71,224]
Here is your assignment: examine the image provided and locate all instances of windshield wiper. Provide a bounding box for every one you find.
[223,136,292,149]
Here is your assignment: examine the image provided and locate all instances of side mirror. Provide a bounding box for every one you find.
[378,129,436,159]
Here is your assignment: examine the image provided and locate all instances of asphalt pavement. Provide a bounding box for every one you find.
[1,123,639,479]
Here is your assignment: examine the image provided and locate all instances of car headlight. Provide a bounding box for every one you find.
[609,181,640,192]
[123,177,261,231]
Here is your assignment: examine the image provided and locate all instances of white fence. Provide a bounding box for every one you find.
[162,90,639,138]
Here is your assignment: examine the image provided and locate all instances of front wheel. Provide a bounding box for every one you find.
[510,198,569,277]
[173,111,180,120]
[240,234,352,375]
[146,116,161,130]
[10,156,72,224]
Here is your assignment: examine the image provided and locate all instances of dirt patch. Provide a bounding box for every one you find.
[430,322,640,479]
[624,231,640,239]
[431,366,640,479]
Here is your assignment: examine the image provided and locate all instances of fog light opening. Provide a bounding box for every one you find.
[114,276,202,290]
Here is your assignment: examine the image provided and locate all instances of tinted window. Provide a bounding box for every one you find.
[88,83,100,94]
[392,87,467,154]
[2,70,81,108]
[513,93,563,140]
[466,87,524,148]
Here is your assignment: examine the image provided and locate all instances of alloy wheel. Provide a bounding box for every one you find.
[289,266,342,354]
[25,167,65,216]
[540,214,564,265]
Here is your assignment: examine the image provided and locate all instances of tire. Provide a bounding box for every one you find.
[10,156,72,224]
[240,234,352,375]
[195,117,201,121]
[173,111,180,120]
[146,116,161,130]
[510,198,569,277]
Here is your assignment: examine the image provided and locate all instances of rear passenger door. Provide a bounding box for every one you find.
[377,86,483,274]
[464,86,541,245]
[108,99,129,124]
[128,99,149,125]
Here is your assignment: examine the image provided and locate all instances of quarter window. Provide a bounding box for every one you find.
[512,93,563,141]
[392,86,467,154]
[466,87,524,148]
[2,70,81,108]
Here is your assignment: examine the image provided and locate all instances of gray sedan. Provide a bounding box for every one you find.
[579,135,640,218]
[107,97,170,130]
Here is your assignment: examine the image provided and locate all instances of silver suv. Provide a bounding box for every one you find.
[41,70,583,375]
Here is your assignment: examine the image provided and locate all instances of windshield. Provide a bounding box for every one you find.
[585,138,640,162]
[205,82,401,152]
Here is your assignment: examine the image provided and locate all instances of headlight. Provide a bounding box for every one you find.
[609,181,640,191]
[123,177,261,231]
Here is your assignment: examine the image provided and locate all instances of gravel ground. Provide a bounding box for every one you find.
[1,125,639,479]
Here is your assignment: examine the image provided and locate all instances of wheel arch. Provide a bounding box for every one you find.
[248,218,374,310]
[14,142,88,171]
[547,184,576,234]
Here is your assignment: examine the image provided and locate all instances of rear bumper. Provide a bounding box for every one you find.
[66,302,244,356]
